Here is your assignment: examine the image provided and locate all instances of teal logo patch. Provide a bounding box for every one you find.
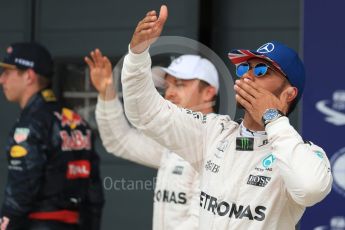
[262,154,276,169]
[315,151,324,159]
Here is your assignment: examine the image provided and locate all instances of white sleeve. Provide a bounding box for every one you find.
[266,116,333,207]
[121,47,207,171]
[95,96,163,169]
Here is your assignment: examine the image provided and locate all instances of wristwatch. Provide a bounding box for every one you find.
[262,108,285,126]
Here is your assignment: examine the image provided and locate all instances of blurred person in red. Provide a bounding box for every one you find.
[0,42,104,230]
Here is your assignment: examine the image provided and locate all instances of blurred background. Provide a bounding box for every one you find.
[0,0,343,229]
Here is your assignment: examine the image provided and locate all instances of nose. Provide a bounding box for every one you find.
[241,69,255,81]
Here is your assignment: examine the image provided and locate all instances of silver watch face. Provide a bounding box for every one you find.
[263,109,279,122]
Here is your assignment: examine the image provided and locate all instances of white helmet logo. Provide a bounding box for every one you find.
[257,43,275,53]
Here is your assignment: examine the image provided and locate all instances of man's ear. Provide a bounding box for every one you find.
[282,86,298,103]
[203,86,217,102]
[25,69,37,85]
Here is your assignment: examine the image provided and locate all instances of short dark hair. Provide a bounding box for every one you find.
[37,74,51,89]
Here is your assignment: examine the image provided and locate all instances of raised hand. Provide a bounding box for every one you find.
[234,78,291,126]
[130,5,168,54]
[85,49,115,100]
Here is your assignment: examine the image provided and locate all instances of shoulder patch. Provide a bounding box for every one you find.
[10,145,28,158]
[41,89,56,102]
[14,128,30,143]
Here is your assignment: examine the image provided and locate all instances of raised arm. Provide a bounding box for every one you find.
[86,49,163,169]
[121,5,213,171]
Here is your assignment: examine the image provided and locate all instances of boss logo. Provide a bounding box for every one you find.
[247,175,271,187]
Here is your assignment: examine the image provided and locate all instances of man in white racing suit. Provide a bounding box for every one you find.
[120,5,333,230]
[85,47,219,229]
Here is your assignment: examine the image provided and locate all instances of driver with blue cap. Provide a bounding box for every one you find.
[121,4,333,229]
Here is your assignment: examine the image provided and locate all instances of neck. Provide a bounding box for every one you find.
[243,112,265,131]
[189,101,215,114]
[19,87,41,109]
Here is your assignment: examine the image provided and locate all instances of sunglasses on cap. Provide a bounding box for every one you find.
[235,62,277,78]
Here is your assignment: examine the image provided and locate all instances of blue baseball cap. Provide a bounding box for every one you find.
[228,41,305,101]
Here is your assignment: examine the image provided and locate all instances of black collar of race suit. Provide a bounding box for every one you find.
[21,91,43,113]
